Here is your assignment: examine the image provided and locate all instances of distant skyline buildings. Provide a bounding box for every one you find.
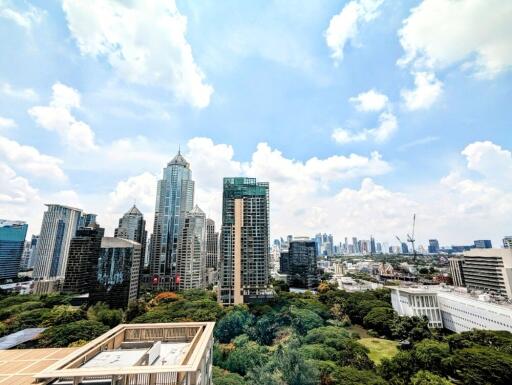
[115,205,147,278]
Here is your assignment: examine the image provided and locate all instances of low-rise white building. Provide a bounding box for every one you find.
[390,285,512,332]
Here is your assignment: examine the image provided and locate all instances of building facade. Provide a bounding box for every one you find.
[473,239,492,249]
[390,286,512,333]
[462,248,512,298]
[33,204,82,280]
[26,234,39,269]
[428,239,440,254]
[62,225,104,294]
[287,238,319,289]
[206,218,218,269]
[150,151,195,290]
[91,237,141,308]
[0,220,28,280]
[218,177,272,306]
[503,236,512,248]
[449,256,465,287]
[176,205,207,290]
[115,204,147,280]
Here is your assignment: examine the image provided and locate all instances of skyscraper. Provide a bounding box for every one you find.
[176,205,207,290]
[352,237,359,253]
[78,213,97,229]
[206,218,218,269]
[33,204,82,280]
[92,237,141,308]
[62,224,105,294]
[218,177,271,306]
[0,220,28,280]
[150,150,195,290]
[115,205,147,281]
[370,237,376,254]
[287,238,319,289]
[428,239,440,254]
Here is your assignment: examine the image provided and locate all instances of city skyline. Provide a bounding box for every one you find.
[0,1,511,247]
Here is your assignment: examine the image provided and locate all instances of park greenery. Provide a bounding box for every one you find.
[1,284,512,384]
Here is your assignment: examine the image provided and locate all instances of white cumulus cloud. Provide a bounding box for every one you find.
[1,82,38,101]
[332,110,398,144]
[28,83,98,152]
[325,0,384,64]
[401,71,443,110]
[0,136,66,180]
[0,163,38,204]
[0,117,16,129]
[0,2,44,30]
[350,89,389,112]
[398,0,512,78]
[62,0,213,108]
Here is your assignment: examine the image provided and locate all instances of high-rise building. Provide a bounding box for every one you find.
[26,235,39,269]
[176,205,207,290]
[370,237,376,254]
[279,248,289,274]
[287,238,319,289]
[449,256,465,287]
[218,177,271,306]
[462,248,512,298]
[114,205,147,285]
[401,242,409,254]
[62,225,104,294]
[78,213,97,229]
[150,150,195,290]
[33,204,82,280]
[91,237,141,308]
[19,241,31,270]
[0,220,28,280]
[428,239,440,254]
[474,239,492,249]
[503,236,512,249]
[352,237,359,253]
[206,218,218,269]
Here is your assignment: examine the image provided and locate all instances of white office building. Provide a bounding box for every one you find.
[390,286,512,333]
[33,204,82,280]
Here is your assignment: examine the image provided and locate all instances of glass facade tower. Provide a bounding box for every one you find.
[0,219,28,280]
[150,151,194,290]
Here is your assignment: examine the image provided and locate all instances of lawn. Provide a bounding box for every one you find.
[359,337,399,364]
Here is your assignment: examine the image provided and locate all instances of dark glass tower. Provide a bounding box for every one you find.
[287,239,319,289]
[218,177,271,306]
[62,224,104,294]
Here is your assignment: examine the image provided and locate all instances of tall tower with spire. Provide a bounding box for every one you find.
[149,150,195,290]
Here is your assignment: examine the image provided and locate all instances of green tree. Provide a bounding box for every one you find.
[414,340,450,375]
[125,299,147,322]
[212,366,246,385]
[87,302,123,328]
[447,330,512,355]
[363,307,396,337]
[41,305,85,327]
[450,346,512,385]
[379,350,418,385]
[411,371,452,385]
[247,313,281,345]
[39,320,109,347]
[289,306,324,335]
[332,366,388,385]
[222,335,269,376]
[214,307,253,343]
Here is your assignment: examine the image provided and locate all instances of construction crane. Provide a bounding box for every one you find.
[395,235,403,254]
[407,214,417,262]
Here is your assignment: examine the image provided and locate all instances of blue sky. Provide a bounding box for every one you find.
[0,0,511,248]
